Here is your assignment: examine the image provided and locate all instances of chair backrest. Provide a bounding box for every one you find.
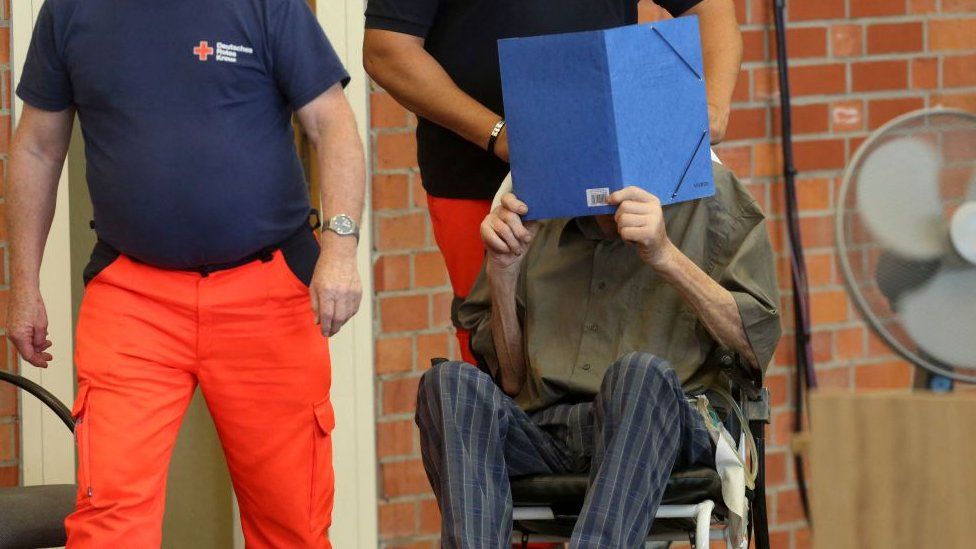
[0,371,74,432]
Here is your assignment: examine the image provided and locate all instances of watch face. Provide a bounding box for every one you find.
[332,215,355,235]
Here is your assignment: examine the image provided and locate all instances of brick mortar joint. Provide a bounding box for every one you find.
[375,286,453,297]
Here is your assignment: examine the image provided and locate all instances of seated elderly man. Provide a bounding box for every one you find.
[416,163,781,548]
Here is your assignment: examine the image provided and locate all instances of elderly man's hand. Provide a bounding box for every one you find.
[480,193,539,276]
[609,186,676,269]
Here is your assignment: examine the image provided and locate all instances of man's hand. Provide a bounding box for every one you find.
[310,238,363,338]
[7,105,74,369]
[296,84,365,338]
[480,193,539,276]
[708,101,730,144]
[610,186,676,269]
[7,289,53,368]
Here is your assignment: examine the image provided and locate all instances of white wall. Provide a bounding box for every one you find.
[314,1,380,546]
[12,0,78,488]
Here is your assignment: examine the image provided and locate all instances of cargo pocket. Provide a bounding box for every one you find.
[310,398,336,533]
[71,383,100,507]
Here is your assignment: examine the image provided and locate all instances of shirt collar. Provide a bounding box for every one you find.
[558,216,611,246]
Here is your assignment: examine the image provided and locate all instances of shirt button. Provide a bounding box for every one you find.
[581,363,591,371]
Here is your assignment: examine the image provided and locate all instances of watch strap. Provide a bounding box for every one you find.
[487,119,506,156]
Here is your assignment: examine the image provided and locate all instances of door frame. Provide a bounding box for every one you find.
[13,0,79,487]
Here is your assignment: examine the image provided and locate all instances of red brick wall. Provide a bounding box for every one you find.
[0,0,17,490]
[368,1,976,547]
[370,85,453,548]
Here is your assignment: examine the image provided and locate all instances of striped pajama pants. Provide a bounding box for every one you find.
[416,351,715,548]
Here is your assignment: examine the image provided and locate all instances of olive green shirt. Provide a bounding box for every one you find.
[458,163,782,412]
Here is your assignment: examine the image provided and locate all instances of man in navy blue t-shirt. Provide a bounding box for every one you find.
[7,1,364,546]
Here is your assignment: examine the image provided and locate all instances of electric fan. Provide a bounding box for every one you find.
[836,108,976,383]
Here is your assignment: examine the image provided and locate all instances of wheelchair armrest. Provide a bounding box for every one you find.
[706,347,771,423]
[708,347,762,399]
[742,387,771,424]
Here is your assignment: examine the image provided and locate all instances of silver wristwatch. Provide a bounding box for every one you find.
[324,214,360,241]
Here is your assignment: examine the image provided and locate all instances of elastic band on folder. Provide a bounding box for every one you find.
[670,129,709,200]
[650,26,702,80]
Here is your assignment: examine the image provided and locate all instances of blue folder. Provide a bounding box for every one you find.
[498,18,715,221]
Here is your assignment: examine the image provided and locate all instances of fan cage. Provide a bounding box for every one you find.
[835,107,976,383]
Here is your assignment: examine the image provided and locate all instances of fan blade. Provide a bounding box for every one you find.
[874,251,941,307]
[900,268,976,368]
[951,201,976,266]
[857,137,947,260]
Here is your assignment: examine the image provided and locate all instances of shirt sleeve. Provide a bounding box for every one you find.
[708,166,782,372]
[654,0,706,17]
[269,0,350,111]
[16,1,74,112]
[364,0,440,38]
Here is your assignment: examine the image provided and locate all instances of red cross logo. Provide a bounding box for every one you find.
[193,41,215,61]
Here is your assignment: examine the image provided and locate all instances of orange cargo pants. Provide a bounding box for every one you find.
[66,239,334,548]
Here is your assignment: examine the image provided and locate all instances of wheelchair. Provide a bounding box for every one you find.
[0,370,75,549]
[508,349,772,549]
[432,347,772,549]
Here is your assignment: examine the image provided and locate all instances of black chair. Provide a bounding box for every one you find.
[0,370,77,549]
[507,350,772,549]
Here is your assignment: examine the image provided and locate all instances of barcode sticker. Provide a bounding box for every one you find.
[586,187,611,207]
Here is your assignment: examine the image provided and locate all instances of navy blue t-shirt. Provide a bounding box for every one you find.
[18,0,350,269]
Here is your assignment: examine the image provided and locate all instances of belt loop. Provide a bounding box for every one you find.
[309,209,322,230]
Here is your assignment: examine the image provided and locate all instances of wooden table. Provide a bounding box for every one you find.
[809,391,976,549]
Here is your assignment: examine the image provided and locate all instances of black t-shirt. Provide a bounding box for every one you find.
[365,0,703,200]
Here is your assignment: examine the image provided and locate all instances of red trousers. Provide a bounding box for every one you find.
[67,249,334,548]
[426,195,492,364]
